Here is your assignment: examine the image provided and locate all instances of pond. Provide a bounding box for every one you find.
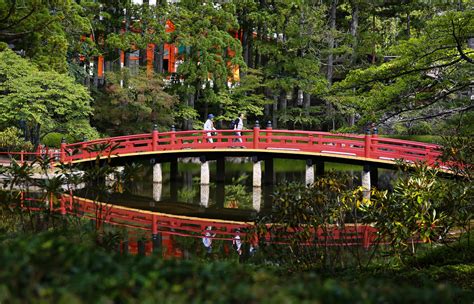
[77,158,398,222]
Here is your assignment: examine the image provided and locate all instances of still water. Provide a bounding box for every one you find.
[89,158,397,222]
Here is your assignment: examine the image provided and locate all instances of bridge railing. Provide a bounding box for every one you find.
[60,128,442,166]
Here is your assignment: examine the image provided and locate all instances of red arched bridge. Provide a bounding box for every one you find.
[57,127,441,167]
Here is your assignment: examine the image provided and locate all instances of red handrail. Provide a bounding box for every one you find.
[1,129,442,166]
[59,129,441,166]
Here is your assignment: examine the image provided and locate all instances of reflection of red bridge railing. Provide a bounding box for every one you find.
[53,195,379,250]
[59,128,441,166]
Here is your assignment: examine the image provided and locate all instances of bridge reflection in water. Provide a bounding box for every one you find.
[7,126,442,256]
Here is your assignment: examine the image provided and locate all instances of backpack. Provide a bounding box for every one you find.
[229,118,239,129]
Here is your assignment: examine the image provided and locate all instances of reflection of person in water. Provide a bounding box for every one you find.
[233,229,242,255]
[202,226,216,253]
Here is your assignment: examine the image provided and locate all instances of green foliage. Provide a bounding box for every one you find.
[0,0,91,73]
[0,127,33,151]
[0,230,472,303]
[42,133,74,149]
[0,48,98,141]
[93,69,178,135]
[332,9,474,131]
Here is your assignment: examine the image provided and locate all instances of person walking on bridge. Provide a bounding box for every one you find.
[204,114,216,143]
[233,113,245,144]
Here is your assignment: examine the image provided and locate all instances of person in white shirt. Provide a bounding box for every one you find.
[203,114,216,143]
[233,113,245,143]
[203,226,216,254]
[233,229,242,255]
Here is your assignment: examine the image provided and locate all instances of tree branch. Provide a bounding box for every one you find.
[378,82,472,124]
[451,19,474,64]
[0,0,16,24]
[0,5,37,31]
[396,104,474,123]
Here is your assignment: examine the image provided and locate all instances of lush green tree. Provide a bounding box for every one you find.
[332,8,474,132]
[0,127,33,152]
[0,47,98,144]
[93,69,178,135]
[167,0,245,129]
[0,0,92,73]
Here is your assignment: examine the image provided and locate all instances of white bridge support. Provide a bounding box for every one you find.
[152,182,162,202]
[200,184,210,207]
[153,163,162,183]
[252,187,262,211]
[305,159,315,186]
[252,160,262,187]
[362,165,371,199]
[200,160,210,185]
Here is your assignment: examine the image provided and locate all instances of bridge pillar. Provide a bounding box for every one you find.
[316,160,325,176]
[170,160,178,182]
[153,182,162,201]
[216,158,225,182]
[200,158,210,185]
[170,160,178,201]
[252,186,262,211]
[252,158,262,187]
[153,163,162,183]
[305,159,315,186]
[264,158,274,186]
[362,164,371,199]
[370,166,379,189]
[200,184,210,207]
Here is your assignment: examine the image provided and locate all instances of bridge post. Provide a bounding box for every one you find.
[153,163,162,183]
[252,187,262,211]
[264,158,274,186]
[200,184,210,207]
[200,156,210,185]
[153,182,162,201]
[305,159,315,186]
[170,159,178,201]
[370,166,379,189]
[216,158,225,208]
[252,157,262,187]
[371,127,378,158]
[362,164,371,199]
[316,159,325,176]
[266,121,272,144]
[170,125,176,149]
[152,124,158,151]
[253,121,260,149]
[60,138,66,163]
[364,129,371,158]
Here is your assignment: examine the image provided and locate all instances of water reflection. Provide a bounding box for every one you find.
[80,159,397,221]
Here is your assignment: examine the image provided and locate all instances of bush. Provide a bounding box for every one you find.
[0,230,473,303]
[41,132,74,148]
[0,127,33,151]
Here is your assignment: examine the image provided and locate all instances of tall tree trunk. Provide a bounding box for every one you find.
[406,13,411,39]
[371,13,376,64]
[327,0,337,86]
[350,0,359,64]
[327,0,338,131]
[279,90,287,129]
[349,1,359,127]
[272,95,278,129]
[186,93,195,130]
[303,92,311,115]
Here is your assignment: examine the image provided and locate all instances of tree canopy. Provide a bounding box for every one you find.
[0,46,98,143]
